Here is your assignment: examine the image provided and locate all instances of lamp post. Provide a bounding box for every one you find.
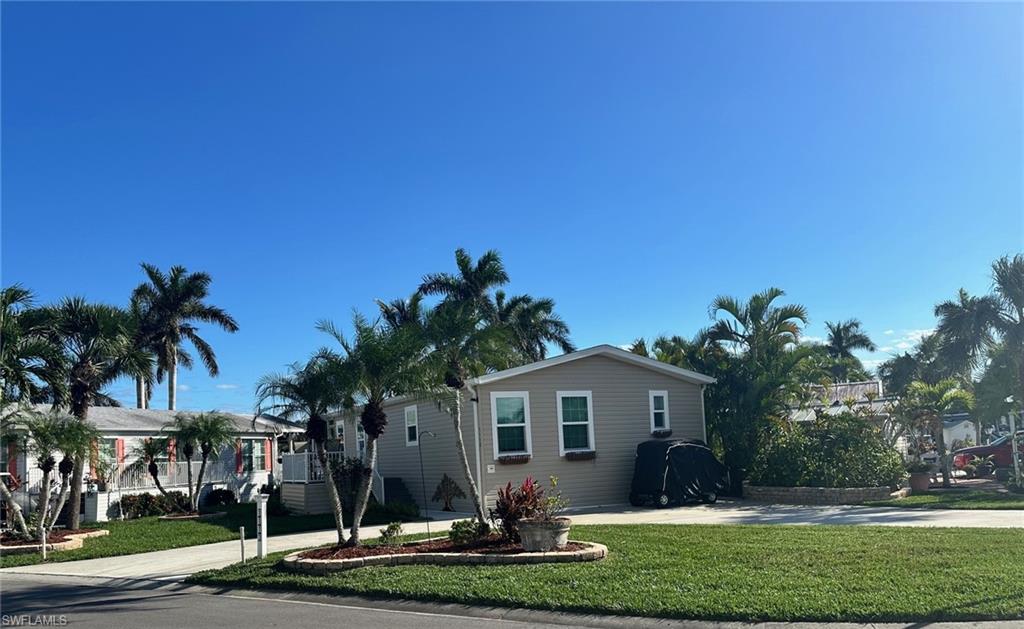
[417,430,437,540]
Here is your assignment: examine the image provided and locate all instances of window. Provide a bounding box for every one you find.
[557,391,595,455]
[405,405,419,446]
[491,392,532,458]
[357,424,366,460]
[649,390,670,431]
[242,440,266,473]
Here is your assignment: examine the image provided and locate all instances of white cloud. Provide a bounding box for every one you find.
[883,330,895,336]
[215,384,239,390]
[801,336,823,345]
[178,384,191,392]
[879,346,894,353]
[905,328,935,343]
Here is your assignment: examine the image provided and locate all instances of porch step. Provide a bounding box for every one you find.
[382,477,417,508]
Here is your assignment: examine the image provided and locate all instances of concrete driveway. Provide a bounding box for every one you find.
[2,502,1021,580]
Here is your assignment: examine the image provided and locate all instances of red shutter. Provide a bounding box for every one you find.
[235,439,243,474]
[115,439,125,471]
[6,442,18,487]
[168,439,176,464]
[264,438,272,471]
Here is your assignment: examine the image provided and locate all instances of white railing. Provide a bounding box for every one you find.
[100,460,240,492]
[281,451,385,504]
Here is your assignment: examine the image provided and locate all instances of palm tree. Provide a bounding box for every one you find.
[130,437,171,497]
[376,292,425,331]
[0,286,65,404]
[708,287,809,364]
[494,291,575,364]
[190,412,235,512]
[318,314,425,546]
[824,319,876,382]
[35,298,152,529]
[904,379,973,488]
[131,264,239,410]
[419,248,509,320]
[164,414,200,511]
[255,358,351,545]
[421,301,505,527]
[127,294,158,409]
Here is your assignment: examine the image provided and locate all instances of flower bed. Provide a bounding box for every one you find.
[0,529,109,555]
[283,536,607,573]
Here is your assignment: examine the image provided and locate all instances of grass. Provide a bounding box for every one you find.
[187,524,1024,623]
[0,502,414,569]
[866,489,1024,510]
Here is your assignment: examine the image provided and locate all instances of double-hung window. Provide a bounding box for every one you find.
[242,440,266,472]
[404,405,419,446]
[557,391,595,455]
[649,390,670,431]
[491,392,531,458]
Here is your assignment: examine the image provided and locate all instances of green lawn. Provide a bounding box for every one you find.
[187,524,1024,623]
[867,489,1024,510]
[0,502,413,569]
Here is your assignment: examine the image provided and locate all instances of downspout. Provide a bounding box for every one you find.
[469,384,483,508]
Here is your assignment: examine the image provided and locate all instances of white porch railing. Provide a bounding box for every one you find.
[103,461,240,492]
[281,452,385,504]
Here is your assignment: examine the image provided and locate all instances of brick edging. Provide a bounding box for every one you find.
[0,528,110,555]
[281,541,608,574]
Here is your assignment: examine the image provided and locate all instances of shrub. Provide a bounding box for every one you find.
[489,476,545,541]
[378,522,403,547]
[905,460,933,474]
[118,491,190,518]
[749,413,907,489]
[203,488,237,509]
[448,518,490,545]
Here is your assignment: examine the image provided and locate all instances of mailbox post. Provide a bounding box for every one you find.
[256,493,269,559]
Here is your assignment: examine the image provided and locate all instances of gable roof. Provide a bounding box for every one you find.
[27,405,304,435]
[469,344,716,387]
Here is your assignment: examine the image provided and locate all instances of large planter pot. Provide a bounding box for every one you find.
[518,517,571,552]
[909,472,931,494]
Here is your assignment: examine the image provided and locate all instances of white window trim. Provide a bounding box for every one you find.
[490,391,532,459]
[404,405,419,446]
[556,390,595,456]
[649,390,670,432]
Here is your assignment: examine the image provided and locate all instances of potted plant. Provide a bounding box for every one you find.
[905,460,932,493]
[517,476,571,552]
[972,455,996,478]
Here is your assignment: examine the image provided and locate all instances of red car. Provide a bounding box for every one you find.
[953,432,1024,469]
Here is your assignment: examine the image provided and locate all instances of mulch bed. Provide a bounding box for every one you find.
[0,528,99,547]
[299,535,586,560]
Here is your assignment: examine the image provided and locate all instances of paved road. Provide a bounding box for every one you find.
[2,502,1021,581]
[2,574,1019,629]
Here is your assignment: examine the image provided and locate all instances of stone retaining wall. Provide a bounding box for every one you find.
[282,541,608,574]
[743,483,905,505]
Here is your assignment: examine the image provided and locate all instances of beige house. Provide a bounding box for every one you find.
[283,345,714,514]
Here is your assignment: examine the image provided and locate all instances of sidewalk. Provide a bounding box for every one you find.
[2,502,1021,580]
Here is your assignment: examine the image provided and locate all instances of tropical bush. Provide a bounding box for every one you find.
[749,414,906,489]
[489,477,545,541]
[448,518,491,545]
[377,522,403,547]
[118,491,190,518]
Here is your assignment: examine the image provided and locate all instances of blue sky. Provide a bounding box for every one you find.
[2,2,1021,413]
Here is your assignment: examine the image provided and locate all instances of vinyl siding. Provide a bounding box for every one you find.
[375,393,477,513]
[475,354,706,508]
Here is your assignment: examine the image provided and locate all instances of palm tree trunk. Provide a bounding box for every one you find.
[184,454,195,512]
[0,478,32,539]
[313,440,346,546]
[46,472,72,530]
[37,470,52,544]
[64,403,88,530]
[937,419,952,488]
[136,377,147,409]
[346,436,378,547]
[193,456,208,512]
[148,462,170,497]
[168,347,177,411]
[449,391,488,527]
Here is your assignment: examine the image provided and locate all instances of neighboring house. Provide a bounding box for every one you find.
[1,406,303,523]
[282,344,715,514]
